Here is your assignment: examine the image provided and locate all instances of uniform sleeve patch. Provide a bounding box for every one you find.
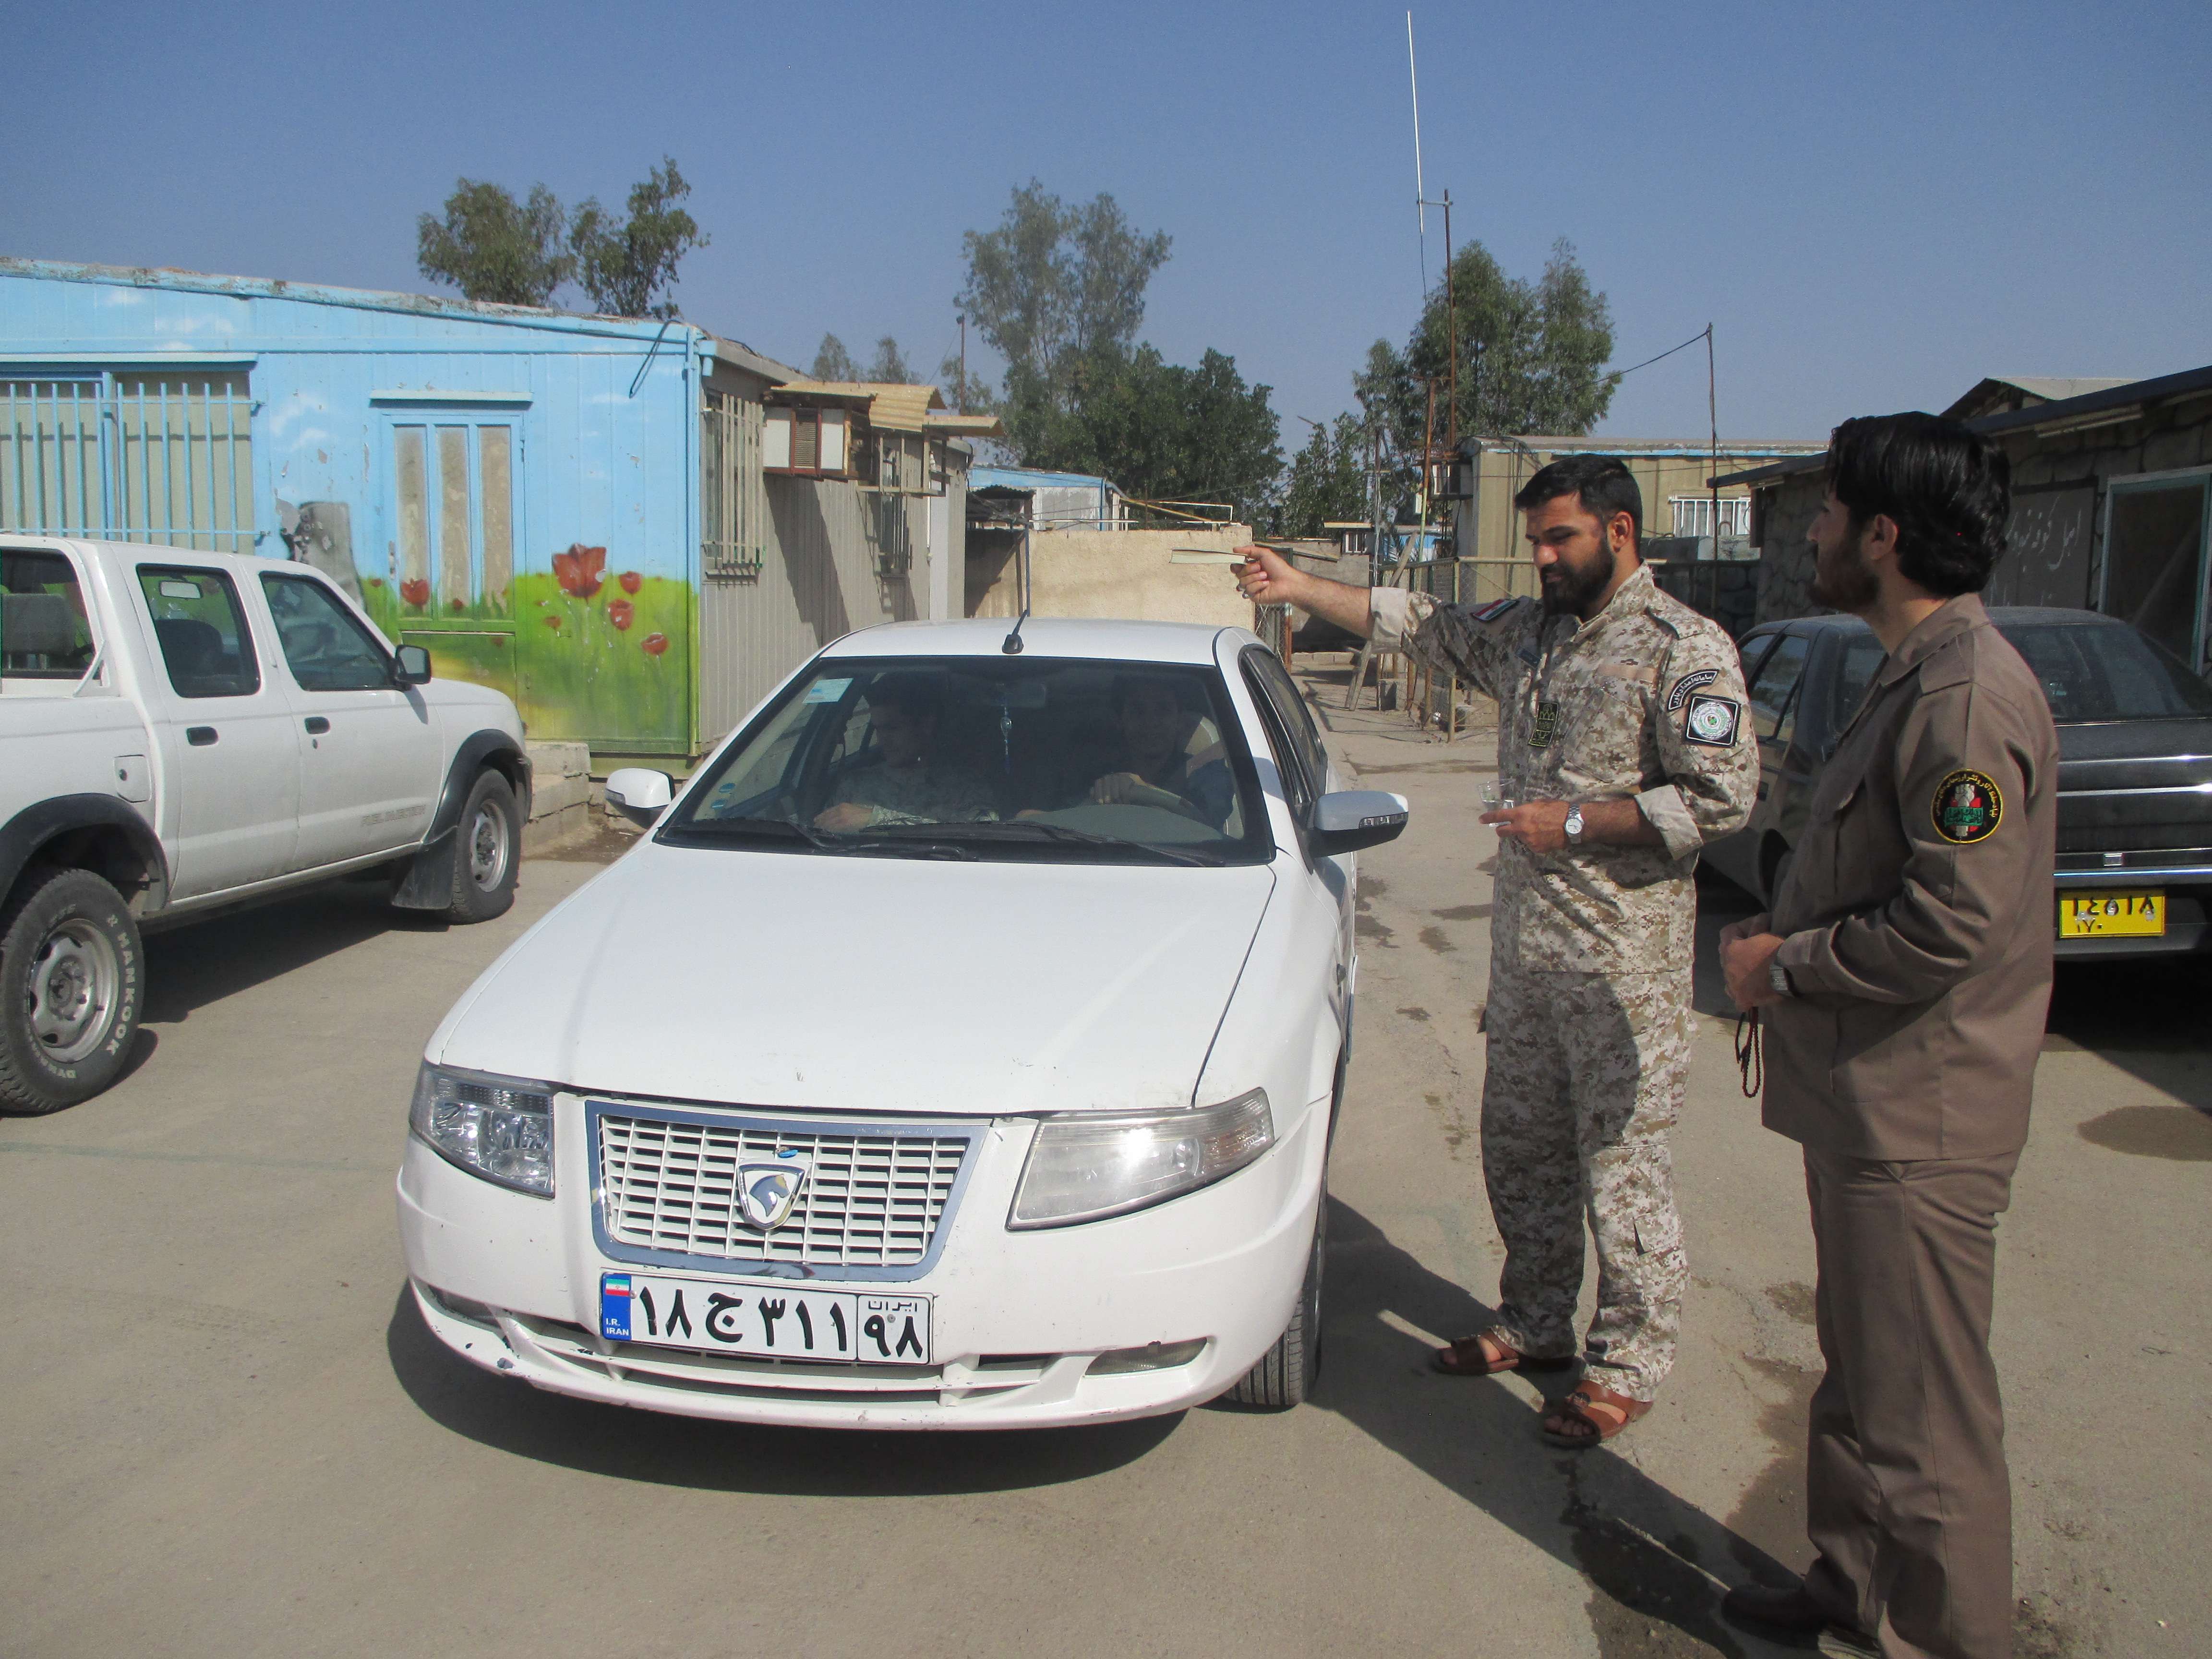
[1468,597,1521,624]
[1932,769,2004,843]
[1665,667,1720,710]
[1682,693,1741,747]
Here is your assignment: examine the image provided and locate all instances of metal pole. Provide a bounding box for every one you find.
[1443,190,1457,454]
[1707,324,1719,564]
[957,316,967,415]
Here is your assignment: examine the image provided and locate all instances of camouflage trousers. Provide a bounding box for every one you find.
[1479,965,1692,1403]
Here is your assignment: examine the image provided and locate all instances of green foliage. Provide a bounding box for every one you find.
[1020,345,1282,523]
[1276,413,1370,537]
[1358,237,1619,460]
[958,180,1171,432]
[810,334,859,380]
[570,157,708,319]
[415,180,572,307]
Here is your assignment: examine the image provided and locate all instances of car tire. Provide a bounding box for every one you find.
[1225,1184,1326,1409]
[0,867,144,1116]
[446,769,520,924]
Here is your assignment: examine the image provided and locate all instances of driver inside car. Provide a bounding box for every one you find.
[814,675,1000,831]
[1082,676,1236,830]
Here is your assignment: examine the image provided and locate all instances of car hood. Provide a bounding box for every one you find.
[433,844,1277,1117]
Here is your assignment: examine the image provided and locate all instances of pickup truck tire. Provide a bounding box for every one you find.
[1223,1182,1326,1409]
[0,867,144,1115]
[445,769,520,924]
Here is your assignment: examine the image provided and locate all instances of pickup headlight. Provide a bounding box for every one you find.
[1009,1089,1274,1229]
[409,1063,556,1196]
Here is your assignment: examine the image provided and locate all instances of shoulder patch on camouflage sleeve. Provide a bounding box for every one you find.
[1467,596,1523,624]
[1932,769,2004,843]
[1682,694,1742,747]
[1665,667,1720,710]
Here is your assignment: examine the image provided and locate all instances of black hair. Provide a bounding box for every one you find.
[1513,454,1642,546]
[866,673,943,717]
[1111,673,1191,711]
[1825,413,2010,597]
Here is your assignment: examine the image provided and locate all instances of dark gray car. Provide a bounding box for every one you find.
[1703,607,2212,959]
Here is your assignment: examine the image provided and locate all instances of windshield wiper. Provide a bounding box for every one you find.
[920,819,1227,867]
[662,815,847,852]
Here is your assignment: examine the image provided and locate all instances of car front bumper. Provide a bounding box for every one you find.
[395,1095,1325,1430]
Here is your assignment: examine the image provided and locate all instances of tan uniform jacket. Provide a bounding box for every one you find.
[1766,595,2058,1160]
[1372,563,1758,973]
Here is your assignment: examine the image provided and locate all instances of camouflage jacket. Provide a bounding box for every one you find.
[1370,563,1757,972]
[829,760,1000,827]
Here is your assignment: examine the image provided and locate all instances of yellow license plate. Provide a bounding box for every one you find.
[2058,890,2166,938]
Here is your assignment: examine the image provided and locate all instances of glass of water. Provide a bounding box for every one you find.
[1481,781,1515,812]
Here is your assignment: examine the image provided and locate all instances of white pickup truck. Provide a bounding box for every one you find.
[1,537,531,1115]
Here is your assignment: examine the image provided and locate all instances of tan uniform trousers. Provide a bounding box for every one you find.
[1801,1147,2020,1659]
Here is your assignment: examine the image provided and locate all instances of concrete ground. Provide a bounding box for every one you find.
[2,662,2205,1659]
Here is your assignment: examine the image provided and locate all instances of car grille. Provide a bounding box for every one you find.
[594,1109,974,1272]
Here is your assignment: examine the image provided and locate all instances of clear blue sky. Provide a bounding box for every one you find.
[8,0,2209,443]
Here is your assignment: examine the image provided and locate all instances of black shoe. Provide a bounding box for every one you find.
[1720,1582,1878,1655]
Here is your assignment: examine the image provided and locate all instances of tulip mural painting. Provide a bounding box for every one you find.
[363,540,692,753]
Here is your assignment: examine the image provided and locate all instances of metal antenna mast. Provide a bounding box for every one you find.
[1408,12,1427,295]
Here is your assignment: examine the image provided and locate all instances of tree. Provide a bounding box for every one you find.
[810,334,859,380]
[957,180,1171,440]
[570,157,708,319]
[1020,345,1281,524]
[1276,413,1370,537]
[1358,237,1619,460]
[416,180,572,307]
[862,336,915,384]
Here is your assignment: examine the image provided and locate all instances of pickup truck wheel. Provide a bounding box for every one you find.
[1223,1185,1326,1409]
[446,769,521,923]
[0,868,144,1116]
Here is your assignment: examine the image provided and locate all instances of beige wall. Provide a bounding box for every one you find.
[1453,444,1819,565]
[967,525,1257,628]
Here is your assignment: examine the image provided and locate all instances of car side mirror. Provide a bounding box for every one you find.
[392,644,433,687]
[1310,789,1410,857]
[605,767,675,826]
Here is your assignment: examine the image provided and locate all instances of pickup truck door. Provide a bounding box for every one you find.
[130,562,300,899]
[255,570,440,869]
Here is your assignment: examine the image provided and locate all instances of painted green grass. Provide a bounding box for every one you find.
[362,571,691,748]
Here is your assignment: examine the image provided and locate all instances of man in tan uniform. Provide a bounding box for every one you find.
[1721,413,2056,1659]
[1238,455,1755,1445]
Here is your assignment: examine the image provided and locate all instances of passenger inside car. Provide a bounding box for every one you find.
[1036,675,1234,829]
[813,673,1000,830]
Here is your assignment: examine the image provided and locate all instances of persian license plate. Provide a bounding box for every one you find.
[598,1271,930,1365]
[2057,890,2166,938]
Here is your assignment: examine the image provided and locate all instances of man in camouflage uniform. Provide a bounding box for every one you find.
[1236,454,1757,1443]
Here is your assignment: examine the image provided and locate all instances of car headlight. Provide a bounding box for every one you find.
[409,1062,556,1196]
[1009,1089,1274,1229]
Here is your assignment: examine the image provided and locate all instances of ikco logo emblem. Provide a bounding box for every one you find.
[736,1150,811,1231]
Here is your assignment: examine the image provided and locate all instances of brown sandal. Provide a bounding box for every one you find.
[1431,1332,1578,1377]
[1539,1379,1651,1447]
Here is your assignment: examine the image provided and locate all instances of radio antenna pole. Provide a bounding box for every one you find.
[1408,12,1428,296]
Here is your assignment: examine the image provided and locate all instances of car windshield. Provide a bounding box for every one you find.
[1994,621,2212,722]
[660,656,1271,865]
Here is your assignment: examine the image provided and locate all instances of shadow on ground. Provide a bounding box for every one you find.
[1314,1198,1801,1658]
[385,1288,1180,1495]
[143,879,444,1023]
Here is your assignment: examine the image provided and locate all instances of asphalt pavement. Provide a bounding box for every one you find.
[2,661,2205,1659]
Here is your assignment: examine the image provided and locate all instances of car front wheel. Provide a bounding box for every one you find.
[1224,1185,1326,1409]
[0,867,144,1115]
[445,769,520,924]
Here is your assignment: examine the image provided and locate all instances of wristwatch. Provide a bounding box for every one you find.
[1563,805,1586,844]
[1767,958,1795,999]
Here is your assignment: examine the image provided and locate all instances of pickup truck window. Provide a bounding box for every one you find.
[2,549,97,681]
[261,572,393,691]
[137,565,261,698]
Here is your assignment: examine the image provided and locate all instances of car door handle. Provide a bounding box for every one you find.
[186,726,218,746]
[304,717,330,735]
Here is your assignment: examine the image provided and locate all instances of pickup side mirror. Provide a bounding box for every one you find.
[605,767,675,826]
[392,644,433,687]
[1310,789,1410,857]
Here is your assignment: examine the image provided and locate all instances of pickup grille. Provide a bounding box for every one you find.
[594,1107,974,1274]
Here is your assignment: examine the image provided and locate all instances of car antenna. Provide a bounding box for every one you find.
[1002,506,1034,654]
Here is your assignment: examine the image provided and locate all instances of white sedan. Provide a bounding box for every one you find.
[395,618,1407,1429]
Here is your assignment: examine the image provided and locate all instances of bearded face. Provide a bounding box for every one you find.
[1809,493,1880,611]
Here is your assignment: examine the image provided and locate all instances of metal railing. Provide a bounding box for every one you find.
[1,373,256,552]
